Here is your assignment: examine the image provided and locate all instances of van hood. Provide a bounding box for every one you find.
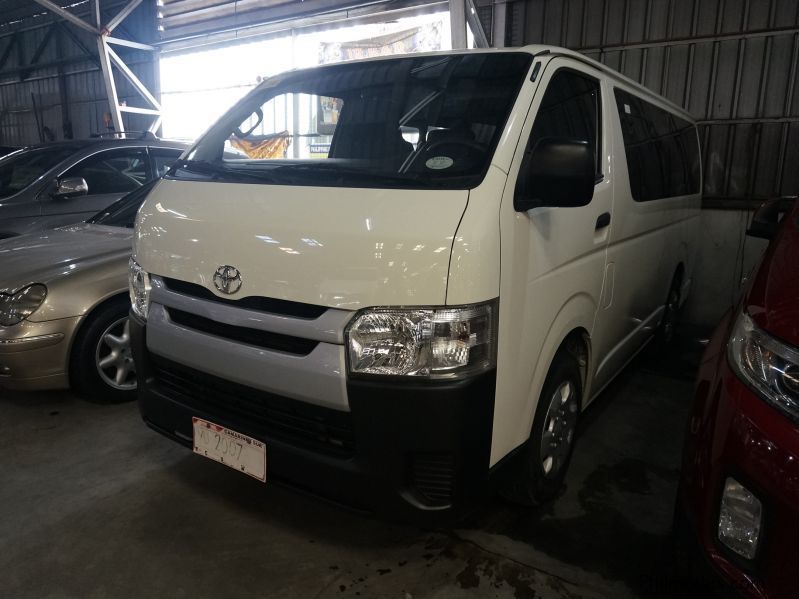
[134,179,469,309]
[747,202,799,347]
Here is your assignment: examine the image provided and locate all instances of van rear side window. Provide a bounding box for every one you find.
[614,89,700,202]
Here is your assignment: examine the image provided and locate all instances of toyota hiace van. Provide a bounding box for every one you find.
[130,46,701,519]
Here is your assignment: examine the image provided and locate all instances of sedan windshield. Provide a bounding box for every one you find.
[0,143,86,199]
[176,52,532,190]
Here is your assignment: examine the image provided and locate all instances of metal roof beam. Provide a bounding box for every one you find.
[465,0,488,48]
[92,0,102,27]
[106,36,156,51]
[106,43,161,109]
[160,0,391,37]
[119,106,160,114]
[30,0,100,35]
[57,21,101,68]
[491,0,506,47]
[104,0,144,34]
[19,22,56,80]
[449,0,466,49]
[0,32,17,71]
[0,56,95,77]
[96,36,123,132]
[158,0,445,52]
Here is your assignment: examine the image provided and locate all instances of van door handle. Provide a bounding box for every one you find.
[595,212,611,230]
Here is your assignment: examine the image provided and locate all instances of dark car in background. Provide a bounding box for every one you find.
[677,198,799,598]
[0,134,186,239]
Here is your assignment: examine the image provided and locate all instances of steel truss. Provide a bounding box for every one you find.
[31,0,160,134]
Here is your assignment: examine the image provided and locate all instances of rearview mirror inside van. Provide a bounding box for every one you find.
[514,139,595,212]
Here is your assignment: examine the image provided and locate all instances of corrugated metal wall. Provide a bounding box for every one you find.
[503,0,798,326]
[507,0,799,207]
[0,1,159,145]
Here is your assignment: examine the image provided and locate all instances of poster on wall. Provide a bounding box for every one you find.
[318,22,443,64]
[317,96,343,136]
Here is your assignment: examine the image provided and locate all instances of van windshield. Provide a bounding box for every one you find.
[175,53,532,190]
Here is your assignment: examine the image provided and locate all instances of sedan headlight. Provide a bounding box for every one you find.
[728,311,799,422]
[128,258,151,320]
[0,284,48,326]
[346,301,497,379]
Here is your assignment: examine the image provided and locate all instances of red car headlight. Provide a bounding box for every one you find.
[728,310,799,423]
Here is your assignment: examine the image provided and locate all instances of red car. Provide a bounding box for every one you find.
[677,198,799,598]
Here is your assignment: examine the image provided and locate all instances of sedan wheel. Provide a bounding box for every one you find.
[95,317,137,390]
[70,296,138,402]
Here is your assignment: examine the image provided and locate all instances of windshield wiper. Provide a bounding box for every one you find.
[269,163,432,188]
[172,159,279,183]
[86,211,110,224]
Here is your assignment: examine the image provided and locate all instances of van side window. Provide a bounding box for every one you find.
[527,69,602,178]
[614,89,701,202]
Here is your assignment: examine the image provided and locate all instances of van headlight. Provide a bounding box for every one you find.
[346,301,497,379]
[728,311,799,422]
[0,284,47,326]
[128,258,151,320]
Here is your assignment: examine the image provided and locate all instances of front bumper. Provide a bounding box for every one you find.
[0,316,80,390]
[679,312,799,599]
[130,312,497,522]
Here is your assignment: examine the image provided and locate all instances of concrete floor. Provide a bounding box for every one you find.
[0,332,712,599]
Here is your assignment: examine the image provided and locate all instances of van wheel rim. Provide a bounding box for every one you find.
[95,317,137,391]
[540,381,578,478]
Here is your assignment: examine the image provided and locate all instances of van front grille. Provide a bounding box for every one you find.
[162,277,327,319]
[167,307,318,356]
[151,356,355,458]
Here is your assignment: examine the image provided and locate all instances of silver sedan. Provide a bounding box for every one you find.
[0,181,156,401]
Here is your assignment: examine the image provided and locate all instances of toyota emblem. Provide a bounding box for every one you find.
[213,265,242,295]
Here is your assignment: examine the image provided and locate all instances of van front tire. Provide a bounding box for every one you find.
[502,353,582,506]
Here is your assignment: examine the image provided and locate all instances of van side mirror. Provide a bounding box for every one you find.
[746,197,798,240]
[52,177,89,199]
[514,139,595,212]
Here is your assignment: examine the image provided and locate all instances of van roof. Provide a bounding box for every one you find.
[517,45,695,121]
[296,45,694,123]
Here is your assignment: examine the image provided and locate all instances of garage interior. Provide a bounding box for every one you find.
[1,1,797,598]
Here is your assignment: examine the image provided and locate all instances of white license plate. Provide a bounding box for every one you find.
[192,417,267,482]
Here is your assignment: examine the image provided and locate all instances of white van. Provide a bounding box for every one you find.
[130,46,700,519]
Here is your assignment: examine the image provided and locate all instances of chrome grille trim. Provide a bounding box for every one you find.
[146,302,350,411]
[150,276,352,344]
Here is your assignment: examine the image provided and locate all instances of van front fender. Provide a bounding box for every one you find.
[491,290,596,466]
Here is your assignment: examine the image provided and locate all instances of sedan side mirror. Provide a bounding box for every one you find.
[514,139,596,212]
[52,177,88,199]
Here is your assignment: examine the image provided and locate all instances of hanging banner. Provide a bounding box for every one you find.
[229,132,291,159]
